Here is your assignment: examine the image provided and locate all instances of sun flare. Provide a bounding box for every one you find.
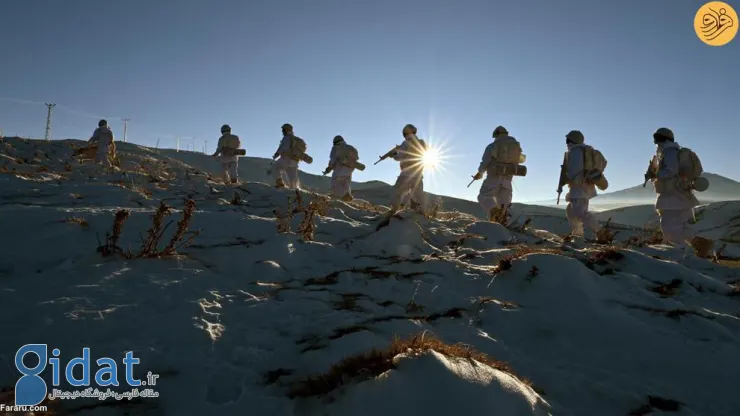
[421,146,441,171]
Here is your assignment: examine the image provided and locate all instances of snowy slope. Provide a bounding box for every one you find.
[1,136,740,416]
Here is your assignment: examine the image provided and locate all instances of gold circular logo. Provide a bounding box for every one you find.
[695,1,738,46]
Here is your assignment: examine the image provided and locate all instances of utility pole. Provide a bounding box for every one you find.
[122,118,130,143]
[204,140,208,154]
[176,137,180,152]
[44,103,56,141]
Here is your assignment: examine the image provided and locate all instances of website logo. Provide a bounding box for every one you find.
[695,1,738,46]
[14,344,159,407]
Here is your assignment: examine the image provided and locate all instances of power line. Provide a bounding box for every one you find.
[44,103,56,141]
[122,118,130,143]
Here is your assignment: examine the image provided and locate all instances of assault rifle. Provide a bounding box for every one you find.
[556,152,567,205]
[643,157,656,187]
[374,145,400,165]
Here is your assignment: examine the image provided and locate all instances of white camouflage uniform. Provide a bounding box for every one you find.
[476,136,517,215]
[327,142,355,200]
[273,135,300,189]
[653,140,700,249]
[389,135,426,212]
[212,133,241,183]
[89,126,114,167]
[564,142,600,238]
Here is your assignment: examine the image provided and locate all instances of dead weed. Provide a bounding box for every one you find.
[288,332,533,398]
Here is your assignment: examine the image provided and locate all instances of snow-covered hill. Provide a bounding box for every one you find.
[2,136,740,416]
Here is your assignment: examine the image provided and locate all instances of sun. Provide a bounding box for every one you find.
[421,146,441,171]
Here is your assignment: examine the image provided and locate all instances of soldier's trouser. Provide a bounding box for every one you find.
[95,145,112,167]
[274,158,300,189]
[566,199,600,237]
[222,160,238,183]
[477,178,512,213]
[390,174,425,212]
[657,208,695,249]
[331,174,352,199]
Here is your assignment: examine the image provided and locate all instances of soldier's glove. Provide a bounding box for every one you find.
[473,172,483,180]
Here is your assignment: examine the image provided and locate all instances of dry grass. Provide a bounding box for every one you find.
[493,246,564,274]
[274,191,329,240]
[288,332,532,398]
[231,191,242,205]
[426,198,443,219]
[435,210,479,222]
[97,200,200,258]
[63,216,89,229]
[626,225,663,247]
[584,246,625,268]
[346,199,385,214]
[478,297,519,310]
[333,293,365,312]
[405,299,425,313]
[298,196,328,242]
[650,279,682,297]
[595,218,617,244]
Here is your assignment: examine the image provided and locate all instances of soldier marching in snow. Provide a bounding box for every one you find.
[557,130,609,241]
[645,127,713,258]
[323,135,365,201]
[88,119,116,168]
[383,124,428,215]
[272,123,312,189]
[212,124,243,184]
[471,125,527,223]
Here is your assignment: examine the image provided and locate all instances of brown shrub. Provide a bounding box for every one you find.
[97,200,200,259]
[64,216,89,229]
[288,332,531,398]
[650,279,682,297]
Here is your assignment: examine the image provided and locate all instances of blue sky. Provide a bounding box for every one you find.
[1,0,738,202]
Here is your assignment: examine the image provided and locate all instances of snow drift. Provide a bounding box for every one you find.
[1,136,740,416]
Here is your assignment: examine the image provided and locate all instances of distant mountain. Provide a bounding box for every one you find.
[528,173,740,209]
[592,173,740,205]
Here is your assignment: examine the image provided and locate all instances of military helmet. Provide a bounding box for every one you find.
[653,127,674,142]
[402,124,417,136]
[492,125,508,137]
[221,124,231,133]
[566,130,585,145]
[333,135,344,144]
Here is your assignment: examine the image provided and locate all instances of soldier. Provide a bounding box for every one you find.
[88,119,115,167]
[323,135,364,201]
[212,124,242,184]
[387,124,428,214]
[646,127,713,258]
[272,123,312,189]
[472,126,523,222]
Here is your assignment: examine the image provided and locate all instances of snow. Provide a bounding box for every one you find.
[1,136,740,416]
